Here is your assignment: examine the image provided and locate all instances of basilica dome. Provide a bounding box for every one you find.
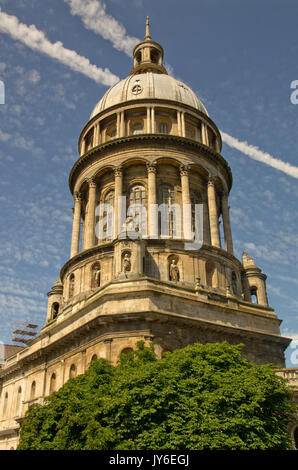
[90,17,208,120]
[90,73,209,119]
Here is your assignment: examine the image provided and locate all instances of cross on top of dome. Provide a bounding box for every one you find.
[130,17,168,76]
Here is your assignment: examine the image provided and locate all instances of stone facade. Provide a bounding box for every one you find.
[0,20,297,450]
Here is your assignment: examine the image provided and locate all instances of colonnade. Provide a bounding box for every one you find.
[81,108,215,155]
[70,166,234,258]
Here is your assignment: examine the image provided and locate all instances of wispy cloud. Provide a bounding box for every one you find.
[64,0,139,56]
[0,9,119,86]
[221,131,298,179]
[0,129,10,141]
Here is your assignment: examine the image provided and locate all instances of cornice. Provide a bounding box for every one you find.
[0,296,288,380]
[60,243,115,281]
[69,134,233,194]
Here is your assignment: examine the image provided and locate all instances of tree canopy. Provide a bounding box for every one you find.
[18,341,296,450]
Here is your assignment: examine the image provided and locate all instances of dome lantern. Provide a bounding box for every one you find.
[130,17,168,76]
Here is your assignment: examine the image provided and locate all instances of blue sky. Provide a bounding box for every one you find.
[0,0,297,366]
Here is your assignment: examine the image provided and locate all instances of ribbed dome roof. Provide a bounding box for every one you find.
[90,72,208,119]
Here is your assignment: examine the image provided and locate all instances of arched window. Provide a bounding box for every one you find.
[99,190,115,241]
[15,387,22,416]
[127,185,146,236]
[30,381,36,401]
[250,286,258,304]
[49,373,56,394]
[190,191,201,235]
[294,426,298,450]
[91,354,98,362]
[120,347,133,356]
[51,302,59,319]
[69,364,77,379]
[69,274,75,299]
[206,261,217,288]
[91,263,101,289]
[158,184,176,238]
[158,122,169,134]
[132,122,143,135]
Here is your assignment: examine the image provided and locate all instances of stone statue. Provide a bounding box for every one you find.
[169,260,179,282]
[123,253,131,273]
[231,274,237,296]
[92,265,101,288]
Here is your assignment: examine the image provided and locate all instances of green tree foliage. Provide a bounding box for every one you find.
[18,342,296,450]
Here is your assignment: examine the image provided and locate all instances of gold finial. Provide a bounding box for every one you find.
[145,16,151,39]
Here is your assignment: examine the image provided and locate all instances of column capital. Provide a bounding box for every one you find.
[180,164,190,177]
[146,162,157,174]
[207,174,215,186]
[114,166,123,177]
[87,177,97,188]
[74,191,82,201]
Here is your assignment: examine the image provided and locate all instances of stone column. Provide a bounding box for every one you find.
[114,166,123,238]
[70,192,82,258]
[147,162,158,239]
[116,112,121,138]
[98,122,102,145]
[80,138,86,157]
[147,107,151,133]
[180,165,192,240]
[222,191,234,254]
[151,107,156,133]
[177,111,181,136]
[94,123,99,147]
[181,112,186,137]
[85,178,97,249]
[120,111,125,137]
[207,176,221,248]
[201,123,208,145]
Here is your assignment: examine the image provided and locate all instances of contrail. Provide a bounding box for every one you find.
[0,9,119,87]
[64,0,139,56]
[221,131,298,179]
[64,1,298,180]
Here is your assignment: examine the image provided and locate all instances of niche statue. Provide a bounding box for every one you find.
[123,253,131,273]
[92,265,101,288]
[169,259,179,282]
